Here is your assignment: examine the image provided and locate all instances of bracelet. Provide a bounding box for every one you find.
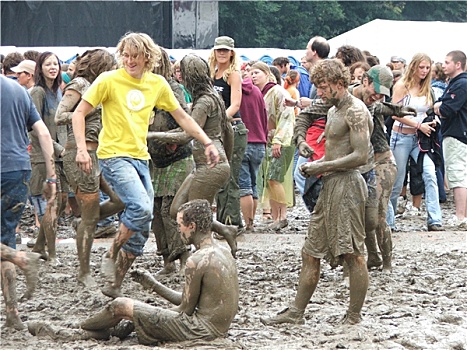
[45,178,57,184]
[294,100,299,107]
[416,122,421,130]
[204,142,213,148]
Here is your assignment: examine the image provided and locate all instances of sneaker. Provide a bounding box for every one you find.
[446,215,467,230]
[396,196,407,215]
[427,224,445,232]
[260,306,305,326]
[95,225,117,238]
[402,202,421,217]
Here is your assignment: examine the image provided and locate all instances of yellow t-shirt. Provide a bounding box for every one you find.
[83,68,180,160]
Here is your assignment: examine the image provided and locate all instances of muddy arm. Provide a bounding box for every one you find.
[147,130,193,145]
[131,269,182,305]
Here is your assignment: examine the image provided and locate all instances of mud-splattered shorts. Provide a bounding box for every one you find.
[63,149,101,194]
[302,170,367,265]
[132,302,222,345]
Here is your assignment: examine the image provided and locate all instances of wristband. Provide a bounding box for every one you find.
[294,100,299,107]
[204,142,213,148]
[45,178,57,184]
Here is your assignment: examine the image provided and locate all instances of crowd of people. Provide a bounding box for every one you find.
[1,31,466,345]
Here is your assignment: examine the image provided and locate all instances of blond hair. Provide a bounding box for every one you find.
[116,32,161,74]
[251,61,277,83]
[208,48,240,82]
[401,53,433,105]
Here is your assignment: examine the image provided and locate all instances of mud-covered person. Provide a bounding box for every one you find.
[147,47,194,275]
[28,199,239,345]
[261,59,373,326]
[55,49,125,288]
[71,32,220,299]
[147,54,238,258]
[29,51,69,263]
[1,75,56,330]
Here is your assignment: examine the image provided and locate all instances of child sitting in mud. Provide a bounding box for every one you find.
[28,199,239,345]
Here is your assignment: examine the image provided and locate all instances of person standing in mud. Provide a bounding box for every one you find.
[71,33,220,299]
[55,49,125,288]
[289,65,416,272]
[1,75,56,330]
[29,51,69,263]
[208,36,247,230]
[147,54,238,258]
[28,199,239,345]
[261,59,372,326]
[147,48,194,275]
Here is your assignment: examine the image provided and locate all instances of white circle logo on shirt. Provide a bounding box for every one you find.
[126,90,145,111]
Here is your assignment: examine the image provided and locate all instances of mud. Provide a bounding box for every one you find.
[1,193,466,349]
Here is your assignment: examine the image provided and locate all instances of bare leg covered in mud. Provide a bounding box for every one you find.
[170,172,238,258]
[1,244,41,329]
[74,177,124,288]
[101,223,134,286]
[31,192,66,263]
[101,250,136,299]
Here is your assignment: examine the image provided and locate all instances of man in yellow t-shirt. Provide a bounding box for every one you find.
[71,32,220,298]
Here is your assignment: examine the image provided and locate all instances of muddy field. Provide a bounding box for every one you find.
[1,195,466,350]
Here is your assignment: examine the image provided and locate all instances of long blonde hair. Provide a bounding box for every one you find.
[208,49,240,82]
[401,53,433,105]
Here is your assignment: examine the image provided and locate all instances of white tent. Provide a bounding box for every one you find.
[0,46,306,66]
[328,19,467,65]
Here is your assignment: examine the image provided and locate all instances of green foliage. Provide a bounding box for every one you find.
[218,1,467,49]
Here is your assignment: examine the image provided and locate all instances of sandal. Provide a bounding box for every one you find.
[262,211,273,223]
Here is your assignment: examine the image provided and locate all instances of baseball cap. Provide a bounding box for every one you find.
[11,59,36,75]
[213,36,234,50]
[367,65,393,97]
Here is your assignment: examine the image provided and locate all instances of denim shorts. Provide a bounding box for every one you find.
[1,170,31,249]
[99,157,154,257]
[239,143,266,198]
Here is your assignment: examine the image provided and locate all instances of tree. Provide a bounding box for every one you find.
[219,1,467,49]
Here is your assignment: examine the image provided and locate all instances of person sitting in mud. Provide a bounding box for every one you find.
[147,53,238,258]
[1,75,57,330]
[55,49,125,288]
[28,199,239,345]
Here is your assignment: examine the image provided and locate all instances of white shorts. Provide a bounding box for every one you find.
[443,136,467,189]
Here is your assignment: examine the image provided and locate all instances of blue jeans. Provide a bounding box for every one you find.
[389,132,442,226]
[99,158,154,256]
[239,143,266,199]
[1,170,31,248]
[293,156,309,195]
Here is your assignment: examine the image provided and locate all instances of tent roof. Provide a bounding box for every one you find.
[1,46,306,65]
[328,19,467,65]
